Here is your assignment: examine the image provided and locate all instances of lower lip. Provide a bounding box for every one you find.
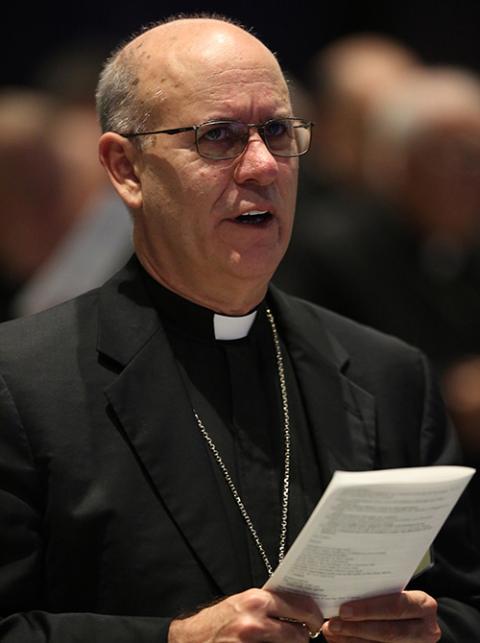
[232,213,274,227]
[217,214,279,247]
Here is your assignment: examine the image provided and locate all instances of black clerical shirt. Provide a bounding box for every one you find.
[142,272,323,589]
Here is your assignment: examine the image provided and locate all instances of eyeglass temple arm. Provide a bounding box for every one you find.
[121,126,196,138]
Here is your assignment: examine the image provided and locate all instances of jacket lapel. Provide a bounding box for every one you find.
[97,259,243,596]
[270,287,376,489]
[96,261,376,594]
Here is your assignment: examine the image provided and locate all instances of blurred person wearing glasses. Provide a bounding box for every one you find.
[0,14,478,643]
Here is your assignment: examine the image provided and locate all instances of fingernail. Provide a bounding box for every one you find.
[340,606,354,618]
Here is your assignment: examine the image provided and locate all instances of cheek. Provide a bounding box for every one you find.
[279,163,299,209]
[278,156,298,184]
[179,166,232,222]
[182,170,213,204]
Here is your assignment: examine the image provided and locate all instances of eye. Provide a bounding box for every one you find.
[264,119,288,138]
[200,124,233,143]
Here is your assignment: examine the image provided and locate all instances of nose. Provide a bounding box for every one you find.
[233,132,279,186]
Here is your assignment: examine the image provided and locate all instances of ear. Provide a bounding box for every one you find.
[98,132,143,210]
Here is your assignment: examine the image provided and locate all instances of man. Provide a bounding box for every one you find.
[0,15,478,642]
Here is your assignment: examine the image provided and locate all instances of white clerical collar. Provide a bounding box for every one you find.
[213,310,258,340]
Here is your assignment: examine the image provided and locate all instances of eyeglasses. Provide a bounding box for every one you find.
[119,117,313,160]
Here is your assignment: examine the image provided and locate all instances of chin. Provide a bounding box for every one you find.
[226,250,283,283]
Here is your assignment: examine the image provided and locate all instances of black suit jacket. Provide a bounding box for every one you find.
[0,258,478,641]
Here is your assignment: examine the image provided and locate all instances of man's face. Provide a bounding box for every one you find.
[130,31,298,308]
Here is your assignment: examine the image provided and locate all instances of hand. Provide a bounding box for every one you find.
[168,587,324,642]
[322,590,441,642]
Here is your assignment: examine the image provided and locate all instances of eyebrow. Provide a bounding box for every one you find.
[197,112,294,123]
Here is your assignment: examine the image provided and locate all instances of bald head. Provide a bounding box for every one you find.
[96,16,288,137]
[364,67,480,189]
[362,67,480,243]
[311,34,417,104]
[306,34,418,187]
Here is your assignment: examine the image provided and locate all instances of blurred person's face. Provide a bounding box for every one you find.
[101,21,298,312]
[0,131,66,279]
[311,42,416,188]
[404,117,480,243]
[51,106,106,199]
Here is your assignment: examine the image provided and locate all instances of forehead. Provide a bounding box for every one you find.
[159,67,291,127]
[131,23,291,122]
[181,68,291,121]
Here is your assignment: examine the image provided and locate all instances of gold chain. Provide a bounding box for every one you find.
[193,308,290,576]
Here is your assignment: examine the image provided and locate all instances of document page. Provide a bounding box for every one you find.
[264,466,474,617]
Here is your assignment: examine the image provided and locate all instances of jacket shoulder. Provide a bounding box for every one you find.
[0,289,99,365]
[278,289,422,363]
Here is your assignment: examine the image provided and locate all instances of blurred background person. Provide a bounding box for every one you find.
[276,33,420,292]
[303,33,419,194]
[277,63,480,372]
[358,66,480,368]
[12,99,133,318]
[0,89,68,319]
[0,42,133,321]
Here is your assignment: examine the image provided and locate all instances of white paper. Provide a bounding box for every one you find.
[264,466,474,617]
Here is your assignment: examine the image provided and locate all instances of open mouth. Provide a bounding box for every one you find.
[234,210,272,225]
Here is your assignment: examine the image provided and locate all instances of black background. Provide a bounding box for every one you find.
[3,1,480,89]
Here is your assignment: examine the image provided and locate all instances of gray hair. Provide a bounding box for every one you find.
[95,13,250,137]
[95,46,150,136]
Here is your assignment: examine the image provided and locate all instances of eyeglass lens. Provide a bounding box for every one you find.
[196,119,311,159]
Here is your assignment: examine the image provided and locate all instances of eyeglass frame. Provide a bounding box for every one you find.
[117,117,314,160]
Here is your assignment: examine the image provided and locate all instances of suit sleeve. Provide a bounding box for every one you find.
[0,374,172,642]
[408,353,480,641]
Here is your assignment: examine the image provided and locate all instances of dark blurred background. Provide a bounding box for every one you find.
[4,1,480,87]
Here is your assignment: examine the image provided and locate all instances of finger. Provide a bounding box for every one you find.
[275,616,322,640]
[265,616,314,642]
[267,590,324,635]
[323,615,441,642]
[323,637,375,643]
[338,590,438,622]
[323,635,373,643]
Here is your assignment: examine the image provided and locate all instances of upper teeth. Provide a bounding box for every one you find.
[243,210,268,216]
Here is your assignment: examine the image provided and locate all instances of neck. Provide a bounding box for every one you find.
[137,254,268,315]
